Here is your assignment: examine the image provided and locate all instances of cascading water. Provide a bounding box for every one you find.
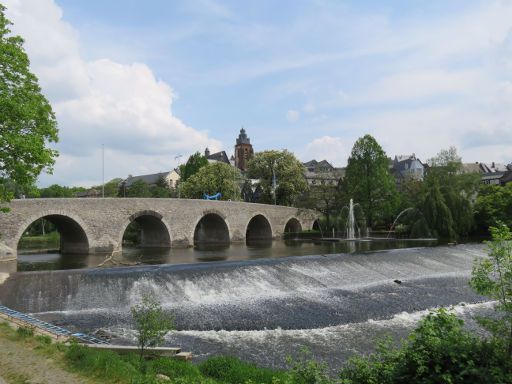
[0,244,491,372]
[346,198,356,239]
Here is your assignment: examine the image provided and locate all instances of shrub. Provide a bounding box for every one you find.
[147,358,202,380]
[65,343,140,382]
[339,309,512,384]
[199,356,285,384]
[16,326,34,338]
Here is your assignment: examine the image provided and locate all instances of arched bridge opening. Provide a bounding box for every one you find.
[17,214,89,254]
[246,214,272,246]
[284,218,302,239]
[122,211,171,248]
[194,213,230,247]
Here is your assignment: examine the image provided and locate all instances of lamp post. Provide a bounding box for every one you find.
[271,160,277,206]
[102,144,105,198]
[174,154,182,198]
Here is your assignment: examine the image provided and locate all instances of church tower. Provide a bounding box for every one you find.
[234,127,254,172]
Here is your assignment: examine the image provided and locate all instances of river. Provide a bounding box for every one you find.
[0,241,492,373]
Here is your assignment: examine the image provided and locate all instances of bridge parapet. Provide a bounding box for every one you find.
[0,198,319,260]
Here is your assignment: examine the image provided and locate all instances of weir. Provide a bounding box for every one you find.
[0,198,318,260]
[0,243,490,371]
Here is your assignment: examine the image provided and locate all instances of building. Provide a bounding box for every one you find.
[391,154,425,188]
[204,148,230,165]
[234,128,254,172]
[120,169,180,193]
[461,162,512,185]
[303,160,345,186]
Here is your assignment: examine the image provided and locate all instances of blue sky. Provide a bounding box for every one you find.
[4,0,512,186]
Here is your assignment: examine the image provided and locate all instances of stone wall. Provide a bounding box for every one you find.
[0,198,319,260]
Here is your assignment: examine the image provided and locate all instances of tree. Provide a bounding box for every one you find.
[470,223,512,357]
[475,183,512,232]
[420,176,456,240]
[342,135,398,228]
[39,184,75,198]
[421,147,479,239]
[298,178,340,229]
[247,150,308,206]
[131,294,173,365]
[150,176,171,198]
[181,162,242,201]
[179,152,208,183]
[101,178,123,197]
[126,180,152,197]
[0,5,58,205]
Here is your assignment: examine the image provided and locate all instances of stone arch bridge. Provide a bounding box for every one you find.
[0,198,319,260]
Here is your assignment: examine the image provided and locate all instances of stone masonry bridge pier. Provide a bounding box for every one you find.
[0,198,319,260]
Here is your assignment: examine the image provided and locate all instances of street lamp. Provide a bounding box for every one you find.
[174,154,182,198]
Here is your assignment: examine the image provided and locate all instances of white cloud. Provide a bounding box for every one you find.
[303,103,316,113]
[286,110,300,123]
[302,136,348,167]
[4,0,221,187]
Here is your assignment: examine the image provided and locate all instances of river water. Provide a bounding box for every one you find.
[0,241,493,373]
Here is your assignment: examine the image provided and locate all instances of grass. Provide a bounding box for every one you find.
[0,322,289,384]
[18,231,60,249]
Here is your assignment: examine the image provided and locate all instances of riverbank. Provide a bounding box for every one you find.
[0,323,96,384]
[0,321,289,384]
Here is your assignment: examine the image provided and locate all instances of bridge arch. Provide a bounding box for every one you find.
[119,210,172,248]
[284,217,302,238]
[193,210,231,246]
[246,213,273,243]
[312,219,321,231]
[16,211,91,254]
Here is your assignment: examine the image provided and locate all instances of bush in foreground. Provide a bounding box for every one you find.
[339,309,512,384]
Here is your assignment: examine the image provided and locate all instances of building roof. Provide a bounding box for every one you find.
[236,128,251,145]
[481,172,505,181]
[122,171,171,187]
[501,170,512,184]
[206,150,230,164]
[303,159,335,172]
[480,162,508,173]
[461,163,483,174]
[392,154,424,172]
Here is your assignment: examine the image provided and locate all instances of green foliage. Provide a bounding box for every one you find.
[149,176,172,198]
[147,358,203,380]
[475,183,512,232]
[65,343,141,382]
[131,294,174,364]
[247,150,308,206]
[127,180,152,197]
[339,309,512,384]
[34,334,52,345]
[0,5,58,204]
[181,161,242,201]
[99,178,123,197]
[285,348,332,384]
[179,152,209,182]
[342,135,398,228]
[421,176,456,240]
[199,356,286,384]
[297,179,340,229]
[39,184,76,198]
[470,223,512,356]
[419,147,479,240]
[123,220,142,245]
[18,230,59,250]
[16,326,34,338]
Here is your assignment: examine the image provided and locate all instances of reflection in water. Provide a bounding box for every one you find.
[15,239,439,272]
